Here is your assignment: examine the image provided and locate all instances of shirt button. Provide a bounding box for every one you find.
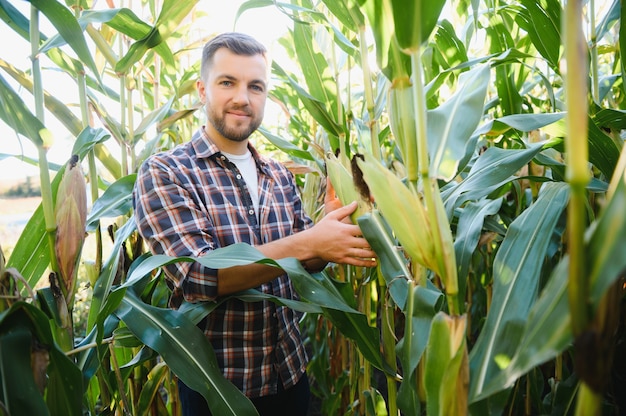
[220,155,226,160]
[248,209,255,215]
[236,174,242,179]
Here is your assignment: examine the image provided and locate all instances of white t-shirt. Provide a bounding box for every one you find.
[222,150,259,218]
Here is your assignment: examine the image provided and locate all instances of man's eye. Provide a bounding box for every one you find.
[251,85,264,92]
[221,80,232,86]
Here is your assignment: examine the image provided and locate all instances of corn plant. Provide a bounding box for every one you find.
[0,0,624,415]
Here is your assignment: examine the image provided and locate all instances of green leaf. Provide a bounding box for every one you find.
[258,126,315,161]
[442,144,545,215]
[87,218,136,331]
[28,0,101,85]
[397,283,444,381]
[0,57,83,136]
[114,0,198,74]
[453,198,503,304]
[133,97,176,142]
[87,174,137,230]
[427,64,490,181]
[0,0,32,41]
[272,62,345,137]
[468,182,569,401]
[0,327,49,415]
[116,289,257,416]
[477,258,571,400]
[517,0,562,71]
[433,20,469,71]
[126,245,387,371]
[321,0,365,32]
[390,0,446,50]
[293,23,342,126]
[137,362,169,416]
[0,74,47,146]
[0,302,82,416]
[71,126,111,156]
[588,172,626,305]
[542,117,620,180]
[478,173,626,400]
[358,211,411,308]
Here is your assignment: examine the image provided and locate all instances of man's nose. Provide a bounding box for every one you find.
[232,85,250,105]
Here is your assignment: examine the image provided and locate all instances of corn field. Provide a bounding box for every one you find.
[0,0,625,415]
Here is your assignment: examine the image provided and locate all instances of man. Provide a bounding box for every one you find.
[133,32,376,415]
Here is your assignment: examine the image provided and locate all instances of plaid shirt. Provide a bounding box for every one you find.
[133,127,311,398]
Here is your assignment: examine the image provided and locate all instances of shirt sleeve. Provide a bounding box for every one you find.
[133,155,219,303]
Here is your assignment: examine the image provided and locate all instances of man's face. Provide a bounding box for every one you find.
[197,48,268,145]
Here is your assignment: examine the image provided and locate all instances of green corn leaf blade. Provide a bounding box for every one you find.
[482,112,566,136]
[357,0,411,80]
[517,0,562,72]
[0,327,48,415]
[468,182,569,401]
[273,61,345,137]
[477,172,626,400]
[424,312,468,416]
[595,0,619,43]
[124,246,360,315]
[428,64,490,182]
[454,198,503,303]
[293,23,342,126]
[71,126,111,157]
[133,97,176,143]
[125,246,385,370]
[358,211,411,308]
[115,0,197,74]
[588,170,626,305]
[321,0,364,32]
[137,362,169,416]
[390,0,446,51]
[258,126,316,162]
[397,283,444,381]
[86,174,136,230]
[28,0,102,85]
[0,0,33,41]
[0,57,83,136]
[433,20,469,71]
[476,258,571,400]
[116,289,257,416]
[0,74,47,146]
[236,0,326,25]
[542,117,620,180]
[0,302,82,416]
[442,144,544,215]
[80,8,152,37]
[86,217,136,332]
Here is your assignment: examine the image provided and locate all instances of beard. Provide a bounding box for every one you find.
[207,104,263,142]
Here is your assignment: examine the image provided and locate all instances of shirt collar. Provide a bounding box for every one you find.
[192,126,270,173]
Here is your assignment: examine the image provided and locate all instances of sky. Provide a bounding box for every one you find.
[0,0,291,183]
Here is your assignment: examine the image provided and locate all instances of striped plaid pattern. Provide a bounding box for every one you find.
[133,127,311,397]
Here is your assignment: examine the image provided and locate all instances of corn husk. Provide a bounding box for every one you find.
[54,155,87,305]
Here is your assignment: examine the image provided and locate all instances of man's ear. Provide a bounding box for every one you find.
[196,79,206,103]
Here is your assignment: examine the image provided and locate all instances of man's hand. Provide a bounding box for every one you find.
[307,190,377,268]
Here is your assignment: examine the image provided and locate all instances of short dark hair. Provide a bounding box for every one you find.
[200,32,267,81]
